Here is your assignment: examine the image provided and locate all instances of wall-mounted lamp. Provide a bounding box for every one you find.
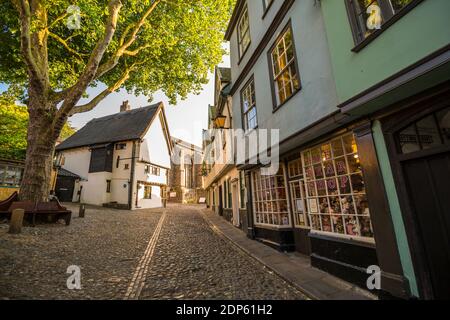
[214,115,229,129]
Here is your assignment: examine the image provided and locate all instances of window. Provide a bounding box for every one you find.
[144,186,152,199]
[0,165,23,187]
[151,166,160,176]
[346,0,418,45]
[288,158,309,228]
[238,6,251,58]
[241,78,258,131]
[116,143,126,150]
[185,164,192,188]
[124,163,130,170]
[252,166,290,227]
[270,26,301,108]
[145,165,150,174]
[301,134,374,240]
[397,106,450,154]
[106,180,111,193]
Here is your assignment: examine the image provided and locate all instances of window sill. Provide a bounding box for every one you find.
[272,87,302,113]
[351,0,425,53]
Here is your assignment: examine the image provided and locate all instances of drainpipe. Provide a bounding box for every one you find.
[128,141,137,210]
[245,171,255,239]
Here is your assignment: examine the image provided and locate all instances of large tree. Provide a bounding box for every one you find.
[0,0,233,202]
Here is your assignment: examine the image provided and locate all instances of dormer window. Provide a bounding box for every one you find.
[238,5,251,59]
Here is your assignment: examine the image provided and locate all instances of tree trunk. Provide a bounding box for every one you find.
[20,98,58,202]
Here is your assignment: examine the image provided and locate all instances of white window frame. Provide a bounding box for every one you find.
[241,77,258,131]
[251,164,291,228]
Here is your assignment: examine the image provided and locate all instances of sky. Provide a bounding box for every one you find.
[1,52,230,148]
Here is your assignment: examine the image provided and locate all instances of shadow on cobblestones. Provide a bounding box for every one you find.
[0,204,163,300]
[139,205,306,300]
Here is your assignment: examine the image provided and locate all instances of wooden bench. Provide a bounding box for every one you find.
[0,192,72,226]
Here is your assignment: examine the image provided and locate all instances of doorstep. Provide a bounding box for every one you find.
[201,209,377,301]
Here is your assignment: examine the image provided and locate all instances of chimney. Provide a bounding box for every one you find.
[120,100,131,113]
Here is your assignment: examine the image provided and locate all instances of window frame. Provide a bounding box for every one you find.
[267,21,302,111]
[240,75,258,132]
[237,4,251,61]
[116,143,127,150]
[345,0,425,52]
[143,185,152,199]
[251,165,291,229]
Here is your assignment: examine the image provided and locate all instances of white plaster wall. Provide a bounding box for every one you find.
[80,172,112,206]
[136,184,162,209]
[142,111,172,169]
[60,147,90,179]
[135,162,167,185]
[111,141,133,205]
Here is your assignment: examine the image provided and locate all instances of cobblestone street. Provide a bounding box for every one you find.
[0,204,306,300]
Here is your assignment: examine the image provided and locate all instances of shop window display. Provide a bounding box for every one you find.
[301,134,374,240]
[252,167,290,227]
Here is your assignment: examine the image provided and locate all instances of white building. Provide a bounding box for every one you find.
[55,101,173,209]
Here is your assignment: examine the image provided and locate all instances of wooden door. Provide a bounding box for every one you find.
[55,177,75,202]
[402,152,450,299]
[384,97,450,299]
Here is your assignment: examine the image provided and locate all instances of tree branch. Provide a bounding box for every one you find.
[13,0,46,90]
[47,31,88,61]
[54,0,122,124]
[68,67,133,116]
[123,44,152,56]
[94,0,160,80]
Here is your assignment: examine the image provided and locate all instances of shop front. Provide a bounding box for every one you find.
[246,129,410,296]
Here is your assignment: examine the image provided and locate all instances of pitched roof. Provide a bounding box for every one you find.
[56,103,162,151]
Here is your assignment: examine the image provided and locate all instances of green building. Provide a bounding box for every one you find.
[320,0,450,299]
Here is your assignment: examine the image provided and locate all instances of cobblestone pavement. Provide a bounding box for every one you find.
[139,204,306,300]
[0,204,306,300]
[0,205,163,299]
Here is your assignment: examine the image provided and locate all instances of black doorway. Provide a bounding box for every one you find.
[384,89,450,299]
[218,185,223,216]
[55,176,76,202]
